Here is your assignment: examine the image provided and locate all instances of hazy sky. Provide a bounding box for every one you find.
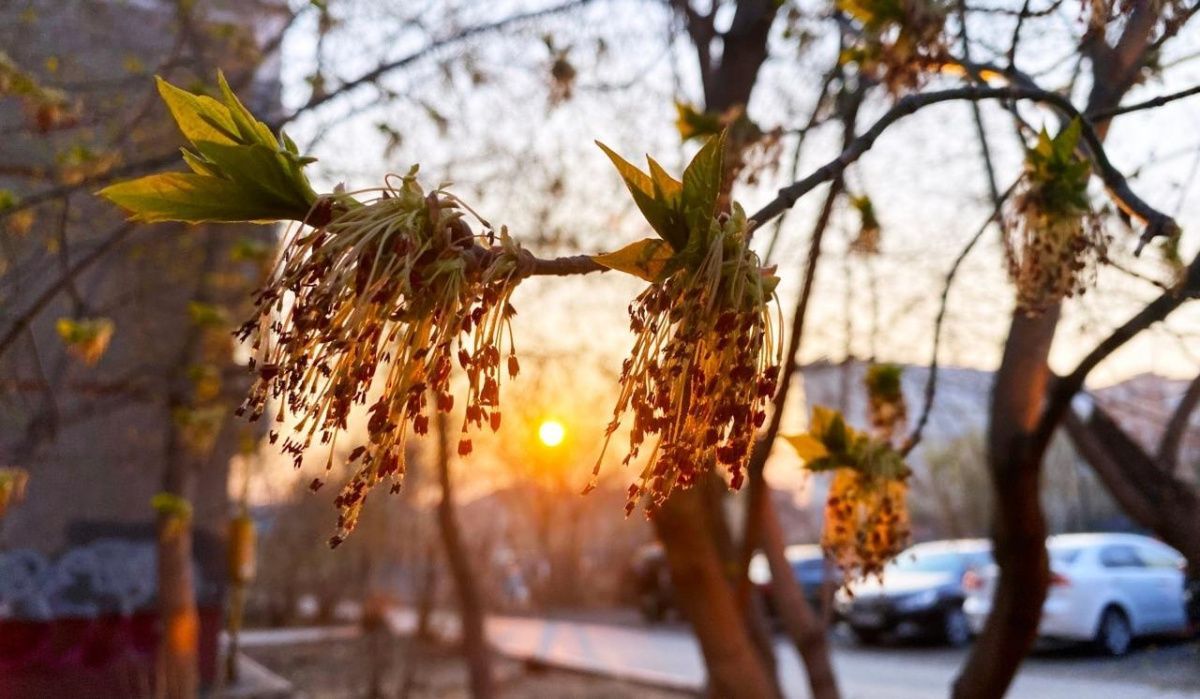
[248,0,1200,499]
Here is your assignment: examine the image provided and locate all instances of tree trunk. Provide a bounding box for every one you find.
[761,495,839,699]
[434,410,494,699]
[651,487,781,699]
[953,310,1056,699]
[156,506,199,699]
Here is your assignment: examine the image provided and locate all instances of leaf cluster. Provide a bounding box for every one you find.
[99,72,318,224]
[783,406,910,480]
[592,132,728,280]
[1024,119,1091,218]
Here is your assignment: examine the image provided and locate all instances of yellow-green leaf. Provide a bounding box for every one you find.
[596,141,688,250]
[99,172,299,223]
[681,130,726,245]
[781,433,829,462]
[156,76,239,147]
[591,238,675,282]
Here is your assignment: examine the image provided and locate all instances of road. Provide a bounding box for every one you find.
[387,610,1200,698]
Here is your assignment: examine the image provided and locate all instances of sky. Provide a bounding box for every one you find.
[239,0,1200,502]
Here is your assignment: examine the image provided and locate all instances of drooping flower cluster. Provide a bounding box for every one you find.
[783,406,911,579]
[601,206,781,514]
[589,134,781,515]
[1003,120,1109,315]
[824,468,910,579]
[236,169,523,545]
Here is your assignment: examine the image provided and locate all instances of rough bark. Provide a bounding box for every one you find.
[434,410,494,699]
[953,309,1057,699]
[650,488,780,699]
[954,8,1175,693]
[761,495,839,699]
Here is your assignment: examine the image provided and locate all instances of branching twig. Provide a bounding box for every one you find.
[1087,83,1200,121]
[747,85,1179,253]
[900,180,1018,456]
[276,0,595,126]
[0,223,138,358]
[1033,250,1200,455]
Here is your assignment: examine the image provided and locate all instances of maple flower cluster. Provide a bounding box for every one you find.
[785,398,911,580]
[1003,120,1109,314]
[236,170,523,545]
[600,206,782,514]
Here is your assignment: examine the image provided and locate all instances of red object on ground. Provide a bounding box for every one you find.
[0,606,221,698]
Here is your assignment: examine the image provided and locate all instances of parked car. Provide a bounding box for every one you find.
[963,533,1189,656]
[749,544,840,618]
[632,543,839,624]
[835,539,993,646]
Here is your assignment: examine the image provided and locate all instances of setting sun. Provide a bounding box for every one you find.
[537,419,566,448]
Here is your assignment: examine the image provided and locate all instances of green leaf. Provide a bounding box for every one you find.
[596,141,688,250]
[681,130,726,247]
[99,172,301,223]
[156,76,239,147]
[216,70,276,148]
[192,141,313,212]
[781,433,829,462]
[592,238,675,282]
[646,157,682,205]
[674,101,725,142]
[151,492,193,519]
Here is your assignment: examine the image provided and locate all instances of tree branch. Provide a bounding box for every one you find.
[1033,250,1200,455]
[1157,371,1200,471]
[900,180,1017,456]
[748,85,1179,252]
[1087,83,1200,121]
[277,0,595,125]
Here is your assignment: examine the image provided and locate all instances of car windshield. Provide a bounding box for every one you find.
[885,551,967,574]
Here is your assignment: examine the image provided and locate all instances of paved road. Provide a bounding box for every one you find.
[388,610,1200,698]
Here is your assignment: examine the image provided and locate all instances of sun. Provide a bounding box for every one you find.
[537,419,566,448]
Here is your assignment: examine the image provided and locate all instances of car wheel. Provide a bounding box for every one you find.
[942,608,971,647]
[1095,607,1132,657]
[851,626,882,645]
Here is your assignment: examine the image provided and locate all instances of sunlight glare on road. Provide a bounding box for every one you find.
[538,419,566,448]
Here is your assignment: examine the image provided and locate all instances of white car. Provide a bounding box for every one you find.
[963,533,1189,656]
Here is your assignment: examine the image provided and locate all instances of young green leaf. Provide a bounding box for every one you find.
[156,77,239,147]
[596,141,689,250]
[101,73,318,224]
[681,130,726,248]
[591,238,675,282]
[99,172,303,223]
[781,433,829,462]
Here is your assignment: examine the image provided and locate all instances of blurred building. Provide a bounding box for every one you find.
[0,1,287,694]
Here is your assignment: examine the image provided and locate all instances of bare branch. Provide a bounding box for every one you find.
[0,222,138,359]
[277,0,595,125]
[1033,250,1200,455]
[1157,372,1200,470]
[900,180,1017,456]
[747,85,1179,252]
[1087,83,1200,121]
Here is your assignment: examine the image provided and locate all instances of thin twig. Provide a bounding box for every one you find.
[900,180,1018,456]
[1087,83,1200,121]
[746,85,1178,252]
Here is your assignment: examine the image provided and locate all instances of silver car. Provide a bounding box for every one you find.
[963,533,1189,656]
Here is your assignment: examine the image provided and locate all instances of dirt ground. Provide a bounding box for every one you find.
[245,632,695,698]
